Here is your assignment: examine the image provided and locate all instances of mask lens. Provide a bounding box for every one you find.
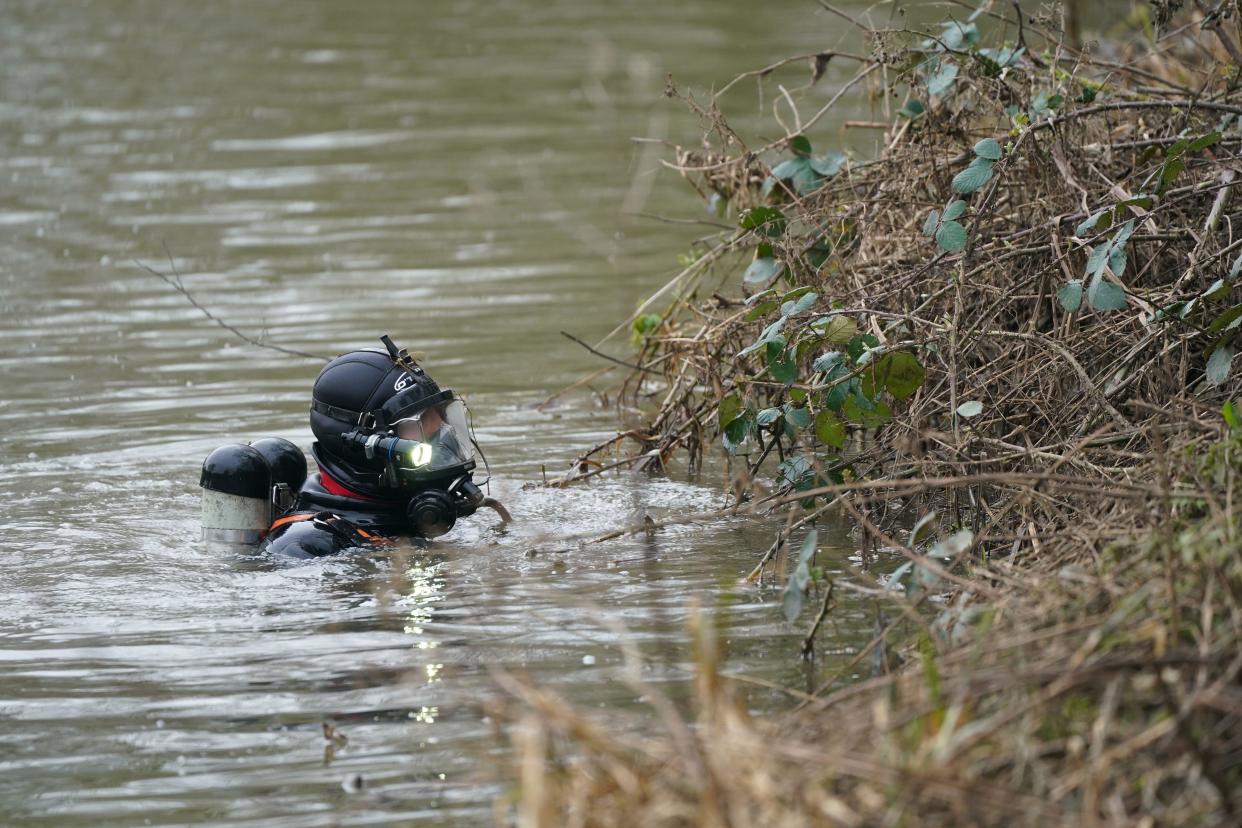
[389,396,476,476]
[395,406,443,441]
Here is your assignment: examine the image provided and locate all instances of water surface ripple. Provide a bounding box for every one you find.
[0,1,876,824]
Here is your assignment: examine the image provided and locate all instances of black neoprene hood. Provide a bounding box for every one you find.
[309,348,444,469]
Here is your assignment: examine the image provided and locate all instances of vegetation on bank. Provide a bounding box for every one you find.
[498,2,1242,825]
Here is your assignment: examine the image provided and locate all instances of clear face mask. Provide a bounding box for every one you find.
[390,399,476,473]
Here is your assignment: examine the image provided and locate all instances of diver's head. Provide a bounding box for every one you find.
[308,336,479,517]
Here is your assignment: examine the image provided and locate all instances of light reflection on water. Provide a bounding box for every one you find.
[0,0,882,824]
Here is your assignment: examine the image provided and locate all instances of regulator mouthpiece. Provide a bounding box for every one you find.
[406,490,458,538]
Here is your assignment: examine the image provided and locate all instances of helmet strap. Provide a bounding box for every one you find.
[380,334,421,375]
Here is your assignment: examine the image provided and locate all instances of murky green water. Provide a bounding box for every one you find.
[0,1,891,824]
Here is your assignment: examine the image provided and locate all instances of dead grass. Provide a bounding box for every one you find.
[494,3,1242,825]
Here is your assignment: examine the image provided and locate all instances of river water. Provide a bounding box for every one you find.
[0,1,888,824]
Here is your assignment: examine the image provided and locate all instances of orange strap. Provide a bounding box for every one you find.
[267,512,389,545]
[269,513,316,533]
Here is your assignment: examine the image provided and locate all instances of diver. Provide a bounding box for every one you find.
[199,335,509,557]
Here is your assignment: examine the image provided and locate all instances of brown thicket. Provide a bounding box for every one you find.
[496,3,1242,825]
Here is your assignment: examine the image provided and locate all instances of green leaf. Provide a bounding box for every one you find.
[632,313,661,336]
[1076,209,1112,236]
[980,45,1024,68]
[778,455,815,488]
[823,377,853,411]
[1118,194,1154,212]
[765,158,822,198]
[1208,305,1242,334]
[722,413,752,454]
[1159,157,1184,191]
[865,399,892,427]
[1223,400,1241,430]
[938,20,980,49]
[843,395,891,427]
[942,200,967,221]
[743,256,782,288]
[922,209,941,236]
[790,135,813,157]
[769,158,805,181]
[1166,138,1191,161]
[1203,279,1232,301]
[886,561,914,592]
[784,403,813,429]
[782,529,818,623]
[930,528,974,559]
[1087,275,1127,311]
[973,138,1002,160]
[812,351,846,374]
[936,220,968,252]
[781,291,818,317]
[1030,90,1062,116]
[1188,131,1222,152]
[1108,245,1128,277]
[744,300,779,321]
[951,157,994,194]
[812,315,857,345]
[767,347,797,385]
[855,345,882,367]
[927,62,959,97]
[956,400,983,418]
[1058,280,1083,312]
[814,409,846,447]
[739,317,785,356]
[898,99,926,119]
[718,394,742,431]
[791,162,822,195]
[809,152,847,177]
[847,333,880,362]
[1112,219,1136,248]
[1208,344,1236,386]
[1085,244,1111,278]
[875,352,926,399]
[1151,301,1188,322]
[739,206,786,233]
[910,512,939,546]
[755,407,783,427]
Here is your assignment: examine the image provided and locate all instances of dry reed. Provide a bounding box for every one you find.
[495,3,1242,825]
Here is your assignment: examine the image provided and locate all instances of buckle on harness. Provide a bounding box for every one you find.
[271,482,296,516]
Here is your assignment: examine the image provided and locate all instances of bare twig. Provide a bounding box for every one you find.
[138,260,327,361]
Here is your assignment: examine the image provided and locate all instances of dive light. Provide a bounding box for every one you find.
[340,429,438,470]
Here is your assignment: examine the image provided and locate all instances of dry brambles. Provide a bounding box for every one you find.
[495,3,1242,826]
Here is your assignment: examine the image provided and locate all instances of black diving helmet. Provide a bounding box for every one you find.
[310,336,488,537]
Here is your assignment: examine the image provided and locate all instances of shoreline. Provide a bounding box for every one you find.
[498,4,1242,825]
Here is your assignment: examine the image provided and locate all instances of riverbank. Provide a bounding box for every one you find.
[497,3,1242,825]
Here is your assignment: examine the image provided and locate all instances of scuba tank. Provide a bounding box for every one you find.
[199,438,306,545]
